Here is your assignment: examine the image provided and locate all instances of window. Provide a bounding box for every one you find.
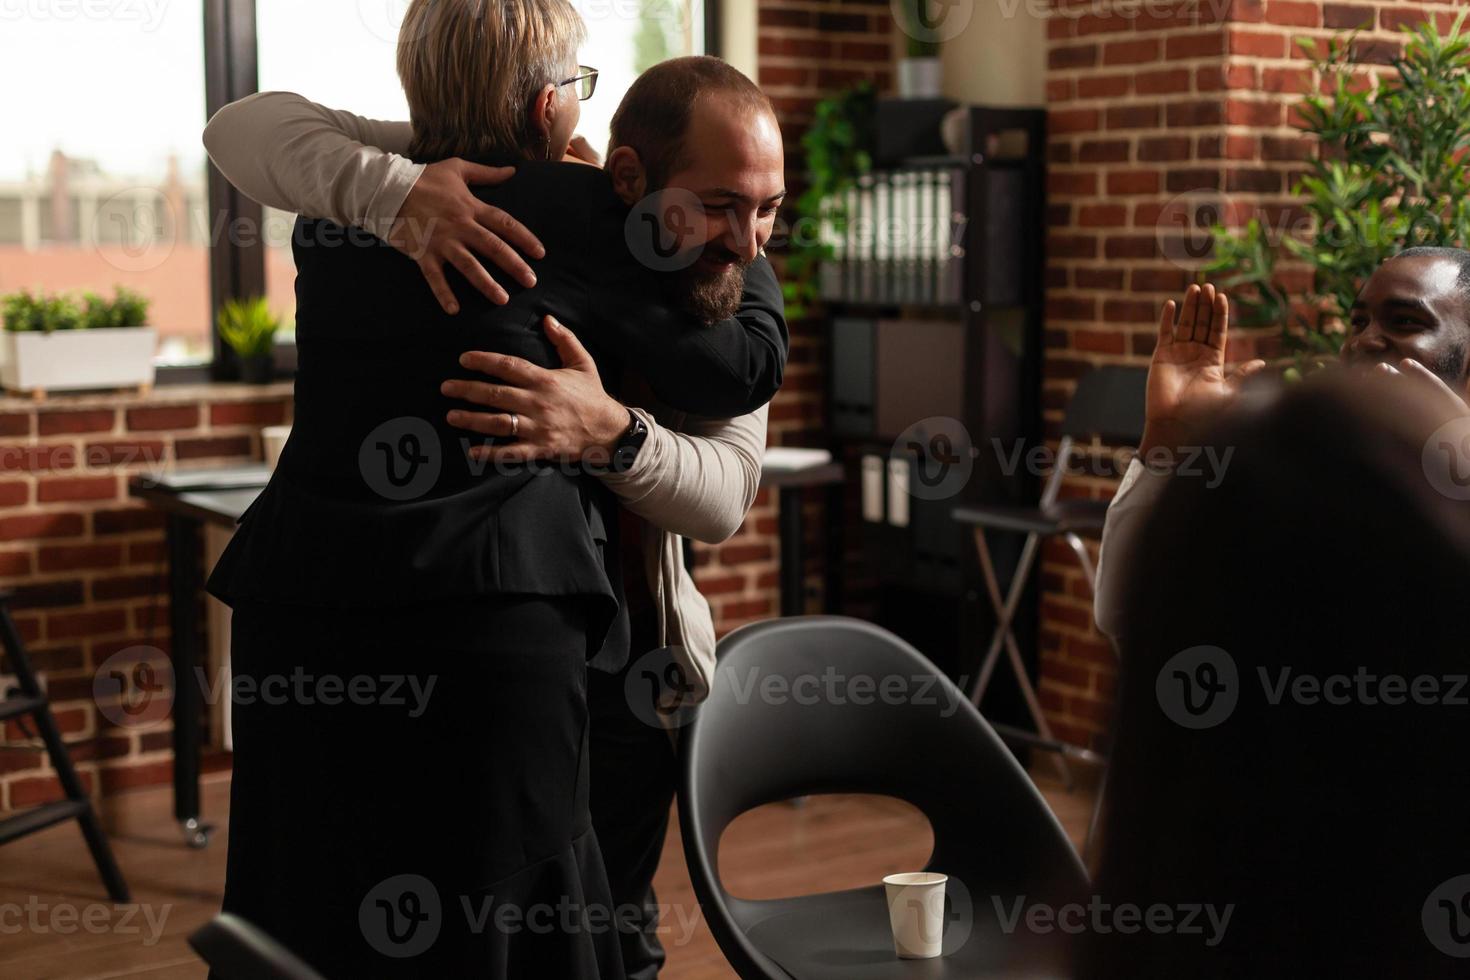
[253,0,706,329]
[0,2,211,364]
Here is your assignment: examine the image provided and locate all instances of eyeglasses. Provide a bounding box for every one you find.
[557,66,599,101]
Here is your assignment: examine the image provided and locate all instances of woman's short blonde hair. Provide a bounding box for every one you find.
[397,0,586,163]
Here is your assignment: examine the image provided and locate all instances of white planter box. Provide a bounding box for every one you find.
[1,327,158,394]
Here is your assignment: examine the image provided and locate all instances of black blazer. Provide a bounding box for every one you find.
[207,160,788,649]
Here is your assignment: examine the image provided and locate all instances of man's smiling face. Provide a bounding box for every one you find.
[1342,254,1470,390]
[659,93,785,321]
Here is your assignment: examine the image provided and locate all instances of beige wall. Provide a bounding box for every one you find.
[720,0,759,79]
[941,0,1046,106]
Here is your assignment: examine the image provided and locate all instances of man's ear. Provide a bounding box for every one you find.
[606,146,648,206]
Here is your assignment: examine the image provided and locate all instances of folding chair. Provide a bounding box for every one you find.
[951,366,1146,840]
[0,589,129,902]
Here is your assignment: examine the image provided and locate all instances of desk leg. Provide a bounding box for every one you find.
[778,486,803,617]
[166,514,213,849]
[823,481,845,615]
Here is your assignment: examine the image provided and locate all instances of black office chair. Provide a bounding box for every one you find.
[189,913,327,980]
[951,365,1145,805]
[680,616,1090,979]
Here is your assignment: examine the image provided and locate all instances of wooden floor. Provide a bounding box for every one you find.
[0,771,1096,979]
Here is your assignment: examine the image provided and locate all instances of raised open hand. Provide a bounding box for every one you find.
[1141,283,1267,458]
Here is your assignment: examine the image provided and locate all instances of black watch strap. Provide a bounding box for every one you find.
[610,411,649,474]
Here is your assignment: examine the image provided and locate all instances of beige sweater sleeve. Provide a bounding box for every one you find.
[598,406,768,545]
[202,91,420,240]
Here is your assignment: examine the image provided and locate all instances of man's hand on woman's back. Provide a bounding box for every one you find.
[387,159,547,314]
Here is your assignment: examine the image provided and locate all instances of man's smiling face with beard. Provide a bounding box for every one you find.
[650,93,786,323]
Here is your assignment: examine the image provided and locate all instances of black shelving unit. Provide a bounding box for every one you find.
[821,106,1047,720]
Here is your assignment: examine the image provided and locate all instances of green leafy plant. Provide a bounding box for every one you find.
[1204,12,1470,368]
[782,83,877,318]
[81,287,150,330]
[2,286,151,334]
[216,297,282,357]
[3,290,83,334]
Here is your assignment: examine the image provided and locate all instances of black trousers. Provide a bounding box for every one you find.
[588,607,680,980]
[221,595,624,979]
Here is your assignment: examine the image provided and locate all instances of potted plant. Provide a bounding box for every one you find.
[897,0,944,99]
[217,298,283,384]
[783,83,877,318]
[0,286,157,396]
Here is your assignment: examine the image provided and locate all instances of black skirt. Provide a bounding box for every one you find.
[218,595,625,979]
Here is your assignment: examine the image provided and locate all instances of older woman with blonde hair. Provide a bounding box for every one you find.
[206,1,786,976]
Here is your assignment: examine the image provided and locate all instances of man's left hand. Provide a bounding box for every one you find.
[443,315,631,464]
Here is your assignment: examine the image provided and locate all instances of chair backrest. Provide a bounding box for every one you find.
[189,914,328,980]
[1061,365,1148,445]
[679,617,1089,979]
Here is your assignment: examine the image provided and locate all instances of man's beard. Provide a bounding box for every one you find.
[673,248,751,323]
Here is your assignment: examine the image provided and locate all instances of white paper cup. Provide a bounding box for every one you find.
[883,871,947,959]
[262,425,292,471]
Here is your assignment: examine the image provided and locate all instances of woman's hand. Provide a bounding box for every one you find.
[387,159,547,314]
[443,316,631,465]
[564,136,602,168]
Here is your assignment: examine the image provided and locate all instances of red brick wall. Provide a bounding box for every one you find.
[0,387,292,810]
[691,0,895,630]
[1041,0,1453,748]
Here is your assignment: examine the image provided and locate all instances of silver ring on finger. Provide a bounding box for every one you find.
[508,412,519,438]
